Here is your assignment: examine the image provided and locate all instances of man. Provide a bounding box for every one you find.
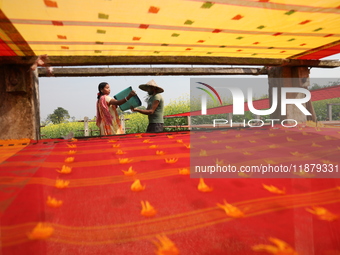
[131,80,164,133]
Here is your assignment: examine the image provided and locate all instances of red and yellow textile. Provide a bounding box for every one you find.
[0,0,339,59]
[0,125,339,254]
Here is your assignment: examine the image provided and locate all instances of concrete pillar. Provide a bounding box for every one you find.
[84,116,89,136]
[0,64,40,140]
[187,116,192,130]
[228,113,232,123]
[268,66,316,123]
[327,104,332,121]
[120,115,126,134]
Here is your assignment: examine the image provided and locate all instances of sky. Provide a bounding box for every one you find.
[39,54,340,121]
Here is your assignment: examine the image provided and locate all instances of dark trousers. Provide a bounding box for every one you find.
[146,123,164,133]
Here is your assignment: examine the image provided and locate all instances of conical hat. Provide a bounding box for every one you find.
[139,79,164,93]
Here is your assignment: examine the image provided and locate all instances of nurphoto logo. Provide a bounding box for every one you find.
[200,85,311,116]
[194,80,312,128]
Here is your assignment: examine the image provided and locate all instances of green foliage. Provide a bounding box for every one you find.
[41,94,192,138]
[40,91,340,139]
[41,122,100,138]
[309,80,340,120]
[40,118,51,127]
[47,107,70,124]
[312,98,340,121]
[309,80,340,90]
[124,112,148,133]
[163,94,191,131]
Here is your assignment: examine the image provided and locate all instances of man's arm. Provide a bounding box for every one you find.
[132,100,160,115]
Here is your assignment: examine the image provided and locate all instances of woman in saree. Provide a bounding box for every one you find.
[96,82,136,135]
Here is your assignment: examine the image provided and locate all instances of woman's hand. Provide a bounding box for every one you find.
[128,90,137,99]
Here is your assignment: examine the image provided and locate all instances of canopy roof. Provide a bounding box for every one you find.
[0,0,340,64]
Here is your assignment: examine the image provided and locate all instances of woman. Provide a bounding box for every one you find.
[96,82,136,135]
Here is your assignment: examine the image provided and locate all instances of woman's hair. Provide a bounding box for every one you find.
[97,82,108,100]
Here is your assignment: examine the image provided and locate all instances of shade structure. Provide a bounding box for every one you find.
[0,125,340,254]
[0,0,339,60]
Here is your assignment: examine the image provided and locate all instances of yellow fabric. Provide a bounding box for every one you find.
[1,0,339,58]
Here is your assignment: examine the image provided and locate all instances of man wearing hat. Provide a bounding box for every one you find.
[131,79,165,133]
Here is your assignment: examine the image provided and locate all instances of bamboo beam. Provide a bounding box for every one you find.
[38,67,267,77]
[1,56,340,67]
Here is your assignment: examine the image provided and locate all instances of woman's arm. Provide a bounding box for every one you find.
[109,90,136,106]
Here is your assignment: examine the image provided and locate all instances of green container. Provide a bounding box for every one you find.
[114,86,142,111]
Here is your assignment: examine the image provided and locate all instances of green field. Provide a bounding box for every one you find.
[41,96,340,139]
[41,95,190,139]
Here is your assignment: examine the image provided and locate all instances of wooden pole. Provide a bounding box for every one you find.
[38,67,267,77]
[3,56,340,68]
